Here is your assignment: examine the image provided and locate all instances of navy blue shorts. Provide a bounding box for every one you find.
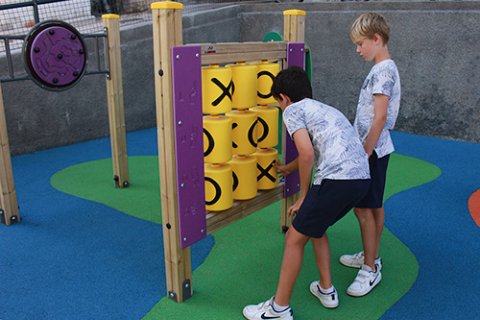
[355,151,390,209]
[292,179,370,238]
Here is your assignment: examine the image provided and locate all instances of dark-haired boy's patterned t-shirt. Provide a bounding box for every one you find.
[283,98,370,186]
[354,59,401,158]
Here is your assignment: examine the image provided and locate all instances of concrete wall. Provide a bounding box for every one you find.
[1,1,479,155]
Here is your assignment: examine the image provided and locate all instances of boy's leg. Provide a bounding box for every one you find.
[354,207,377,269]
[311,234,331,289]
[372,207,384,259]
[274,226,310,306]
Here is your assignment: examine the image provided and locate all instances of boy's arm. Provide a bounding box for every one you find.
[276,158,298,176]
[363,94,388,157]
[288,128,314,216]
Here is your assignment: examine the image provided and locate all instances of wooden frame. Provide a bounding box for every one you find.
[151,1,306,302]
[103,14,130,188]
[0,82,19,225]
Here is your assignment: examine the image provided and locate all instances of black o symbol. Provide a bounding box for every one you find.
[232,171,239,191]
[257,117,270,143]
[205,177,222,205]
[203,128,215,157]
[257,70,275,99]
[248,119,258,147]
[232,122,238,149]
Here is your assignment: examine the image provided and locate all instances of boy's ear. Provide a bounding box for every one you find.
[279,93,292,104]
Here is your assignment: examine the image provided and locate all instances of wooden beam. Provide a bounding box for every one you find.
[102,14,129,188]
[206,184,284,234]
[0,82,19,225]
[281,9,305,232]
[151,1,192,303]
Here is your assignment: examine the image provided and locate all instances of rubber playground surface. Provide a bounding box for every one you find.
[1,128,479,319]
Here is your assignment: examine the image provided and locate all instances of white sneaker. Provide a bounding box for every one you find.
[339,251,383,270]
[346,264,382,297]
[243,297,293,320]
[309,281,339,308]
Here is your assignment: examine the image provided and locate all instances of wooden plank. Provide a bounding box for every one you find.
[206,185,284,234]
[0,82,19,225]
[201,50,286,66]
[103,15,129,188]
[281,10,305,231]
[198,42,287,65]
[152,3,192,303]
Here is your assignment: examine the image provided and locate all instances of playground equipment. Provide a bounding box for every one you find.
[0,13,129,225]
[151,1,306,302]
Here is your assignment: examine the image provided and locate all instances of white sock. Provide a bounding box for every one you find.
[272,299,289,313]
[319,284,334,294]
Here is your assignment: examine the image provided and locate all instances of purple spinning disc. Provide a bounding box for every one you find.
[23,20,87,91]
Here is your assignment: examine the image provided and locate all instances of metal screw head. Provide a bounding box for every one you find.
[195,53,200,58]
[180,183,185,188]
[178,120,183,126]
[176,54,180,60]
[183,237,187,242]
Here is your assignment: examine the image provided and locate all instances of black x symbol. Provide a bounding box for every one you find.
[257,160,276,183]
[211,77,234,107]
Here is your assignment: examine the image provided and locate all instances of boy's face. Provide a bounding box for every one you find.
[353,34,383,62]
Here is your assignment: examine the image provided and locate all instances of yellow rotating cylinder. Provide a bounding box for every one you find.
[251,105,279,149]
[231,63,258,110]
[253,148,279,190]
[257,61,280,105]
[226,109,258,156]
[202,65,233,115]
[204,163,233,211]
[229,155,257,200]
[203,115,232,164]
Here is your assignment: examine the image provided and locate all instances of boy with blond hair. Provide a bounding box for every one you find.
[340,12,401,297]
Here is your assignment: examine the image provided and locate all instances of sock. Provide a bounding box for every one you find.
[319,284,334,294]
[272,299,289,313]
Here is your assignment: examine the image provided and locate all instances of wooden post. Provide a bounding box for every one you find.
[0,82,20,225]
[151,1,192,302]
[102,14,130,188]
[281,9,306,231]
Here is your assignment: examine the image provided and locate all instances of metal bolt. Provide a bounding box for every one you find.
[289,48,293,52]
[52,78,59,84]
[183,237,187,242]
[48,29,55,35]
[57,53,63,59]
[176,54,180,60]
[178,120,183,126]
[180,182,185,188]
[287,188,290,192]
[301,48,304,52]
[195,53,200,58]
[169,292,175,298]
[201,229,205,234]
[33,47,40,53]
[185,282,190,288]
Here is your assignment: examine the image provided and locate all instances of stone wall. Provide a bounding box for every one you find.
[1,1,479,155]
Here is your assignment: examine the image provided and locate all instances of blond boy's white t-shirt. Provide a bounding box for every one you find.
[354,59,401,158]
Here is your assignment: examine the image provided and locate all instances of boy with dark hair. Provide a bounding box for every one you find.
[339,12,401,297]
[242,66,371,320]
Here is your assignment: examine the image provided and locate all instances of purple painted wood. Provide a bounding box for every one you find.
[284,42,305,197]
[171,45,207,249]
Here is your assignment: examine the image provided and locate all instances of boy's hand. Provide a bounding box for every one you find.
[287,197,304,216]
[275,161,290,176]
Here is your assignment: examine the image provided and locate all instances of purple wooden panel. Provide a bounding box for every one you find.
[171,46,207,249]
[284,42,305,197]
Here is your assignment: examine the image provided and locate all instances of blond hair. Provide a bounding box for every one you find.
[351,12,390,44]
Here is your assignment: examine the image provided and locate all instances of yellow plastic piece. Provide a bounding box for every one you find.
[253,148,279,190]
[230,63,258,110]
[283,9,306,16]
[151,1,183,10]
[226,109,258,156]
[202,65,233,115]
[251,106,279,149]
[203,115,232,164]
[101,14,120,19]
[205,163,233,211]
[256,61,280,105]
[229,155,257,200]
